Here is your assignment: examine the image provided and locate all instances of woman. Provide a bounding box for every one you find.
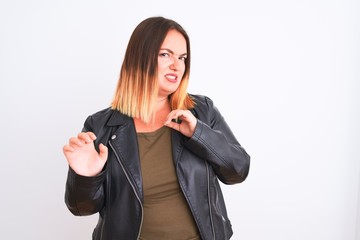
[63,16,250,240]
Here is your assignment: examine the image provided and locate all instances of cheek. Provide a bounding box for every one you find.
[180,66,186,78]
[157,63,163,72]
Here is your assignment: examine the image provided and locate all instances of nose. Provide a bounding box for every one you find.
[169,56,181,71]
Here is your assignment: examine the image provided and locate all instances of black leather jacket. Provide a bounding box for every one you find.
[65,95,250,240]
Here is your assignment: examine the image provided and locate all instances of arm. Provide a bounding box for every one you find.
[166,96,250,184]
[65,166,106,216]
[188,96,250,184]
[63,116,108,216]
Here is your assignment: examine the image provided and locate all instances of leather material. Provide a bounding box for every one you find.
[65,94,250,240]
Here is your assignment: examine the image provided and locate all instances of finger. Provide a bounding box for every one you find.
[178,110,196,124]
[87,132,97,141]
[164,121,180,131]
[63,144,74,153]
[99,143,108,162]
[78,132,95,143]
[69,137,84,147]
[165,110,184,124]
[167,110,195,126]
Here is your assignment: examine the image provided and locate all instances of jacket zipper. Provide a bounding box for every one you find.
[109,140,144,240]
[205,161,216,240]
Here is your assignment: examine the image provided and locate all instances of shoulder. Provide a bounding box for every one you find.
[88,107,113,120]
[83,107,130,132]
[85,107,113,126]
[189,94,219,124]
[189,94,216,112]
[82,108,129,148]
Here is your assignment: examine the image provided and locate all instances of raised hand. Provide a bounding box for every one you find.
[63,132,108,177]
[164,109,197,138]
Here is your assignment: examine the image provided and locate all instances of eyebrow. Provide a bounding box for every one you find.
[160,48,187,57]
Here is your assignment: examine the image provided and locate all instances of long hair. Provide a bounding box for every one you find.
[111,17,194,123]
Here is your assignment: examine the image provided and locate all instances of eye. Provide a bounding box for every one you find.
[159,52,170,58]
[179,56,187,62]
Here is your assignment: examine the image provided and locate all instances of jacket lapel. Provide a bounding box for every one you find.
[107,111,143,200]
[171,129,185,166]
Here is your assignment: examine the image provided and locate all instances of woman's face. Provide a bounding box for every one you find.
[157,29,187,98]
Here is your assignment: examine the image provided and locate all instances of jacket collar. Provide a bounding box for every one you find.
[107,110,133,126]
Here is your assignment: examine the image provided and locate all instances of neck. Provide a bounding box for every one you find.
[134,96,171,132]
[156,96,170,111]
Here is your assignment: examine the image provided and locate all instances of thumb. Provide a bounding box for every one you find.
[99,143,108,162]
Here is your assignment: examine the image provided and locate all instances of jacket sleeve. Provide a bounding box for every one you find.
[65,167,106,216]
[184,96,250,184]
[64,115,106,216]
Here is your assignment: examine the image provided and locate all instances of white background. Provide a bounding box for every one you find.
[0,0,359,239]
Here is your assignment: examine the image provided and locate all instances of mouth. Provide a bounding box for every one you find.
[165,74,178,83]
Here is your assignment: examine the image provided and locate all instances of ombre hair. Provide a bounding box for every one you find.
[111,17,194,123]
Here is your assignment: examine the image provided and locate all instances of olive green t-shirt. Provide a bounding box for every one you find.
[137,126,200,240]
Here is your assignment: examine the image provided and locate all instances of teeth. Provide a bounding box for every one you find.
[166,75,176,79]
